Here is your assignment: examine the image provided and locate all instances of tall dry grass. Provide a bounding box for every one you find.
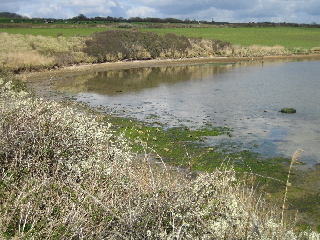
[281,149,304,225]
[229,45,290,57]
[1,78,319,239]
[0,32,92,71]
[0,51,54,71]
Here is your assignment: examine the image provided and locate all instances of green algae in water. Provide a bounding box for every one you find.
[280,108,296,113]
[103,114,319,230]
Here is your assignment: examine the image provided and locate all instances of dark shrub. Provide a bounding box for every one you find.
[83,30,193,62]
[84,30,129,62]
[162,33,191,57]
[136,31,163,59]
[212,39,232,54]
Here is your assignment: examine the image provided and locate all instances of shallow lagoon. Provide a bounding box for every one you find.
[53,59,320,165]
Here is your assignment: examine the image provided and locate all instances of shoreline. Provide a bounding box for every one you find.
[18,52,320,228]
[21,53,320,81]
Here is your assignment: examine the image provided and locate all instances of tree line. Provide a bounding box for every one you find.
[1,11,319,28]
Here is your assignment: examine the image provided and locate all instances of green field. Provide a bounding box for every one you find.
[142,27,320,49]
[0,26,319,49]
[0,27,112,37]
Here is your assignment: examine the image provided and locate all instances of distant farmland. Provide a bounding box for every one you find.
[141,27,320,49]
[0,27,112,37]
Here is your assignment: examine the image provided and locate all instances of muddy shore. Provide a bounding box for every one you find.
[20,54,320,82]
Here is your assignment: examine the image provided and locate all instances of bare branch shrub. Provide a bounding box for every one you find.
[84,30,192,61]
[83,30,234,62]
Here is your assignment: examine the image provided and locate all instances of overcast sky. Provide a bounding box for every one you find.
[2,0,320,23]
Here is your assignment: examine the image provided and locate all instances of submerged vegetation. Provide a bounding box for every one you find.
[280,108,297,113]
[1,78,320,239]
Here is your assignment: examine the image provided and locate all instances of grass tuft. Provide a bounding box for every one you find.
[281,149,304,224]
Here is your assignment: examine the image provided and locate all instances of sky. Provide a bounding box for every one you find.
[1,0,320,23]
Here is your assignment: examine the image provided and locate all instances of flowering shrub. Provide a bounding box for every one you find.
[0,79,319,239]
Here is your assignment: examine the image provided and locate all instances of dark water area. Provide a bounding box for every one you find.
[53,59,320,166]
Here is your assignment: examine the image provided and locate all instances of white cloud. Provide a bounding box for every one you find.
[0,0,318,23]
[125,6,158,18]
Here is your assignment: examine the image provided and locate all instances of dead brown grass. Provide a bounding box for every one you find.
[1,51,54,71]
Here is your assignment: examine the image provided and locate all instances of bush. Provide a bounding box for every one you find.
[84,30,158,62]
[84,30,165,61]
[83,30,231,62]
[162,33,191,58]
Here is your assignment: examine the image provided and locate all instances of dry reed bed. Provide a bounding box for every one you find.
[1,78,319,239]
[0,32,92,71]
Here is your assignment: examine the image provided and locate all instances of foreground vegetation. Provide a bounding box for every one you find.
[1,77,319,239]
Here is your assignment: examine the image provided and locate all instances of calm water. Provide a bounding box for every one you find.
[53,59,320,165]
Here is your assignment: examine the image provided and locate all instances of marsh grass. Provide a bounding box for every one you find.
[1,78,319,239]
[231,45,290,57]
[1,51,54,71]
[0,32,91,71]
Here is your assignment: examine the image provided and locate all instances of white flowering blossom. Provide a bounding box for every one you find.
[3,80,13,90]
[0,80,132,179]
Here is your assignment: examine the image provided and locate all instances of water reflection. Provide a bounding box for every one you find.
[52,60,320,165]
[54,64,234,95]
